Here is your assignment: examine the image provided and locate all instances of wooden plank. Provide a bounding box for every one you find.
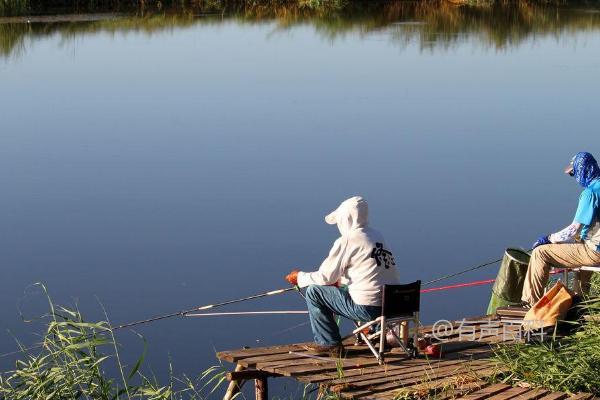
[298,357,462,383]
[235,345,374,368]
[342,365,487,391]
[298,351,493,384]
[335,362,495,398]
[327,359,490,387]
[569,394,594,400]
[432,382,491,400]
[235,351,310,367]
[337,368,491,399]
[456,383,512,400]
[495,307,528,319]
[255,355,379,377]
[219,341,382,363]
[257,354,406,377]
[421,324,521,350]
[226,339,497,382]
[373,381,488,400]
[253,351,403,370]
[515,389,551,400]
[217,343,314,363]
[423,321,496,342]
[537,393,569,400]
[486,386,532,399]
[396,366,504,395]
[420,315,499,334]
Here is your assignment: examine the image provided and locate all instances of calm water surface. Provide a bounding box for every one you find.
[1,1,600,394]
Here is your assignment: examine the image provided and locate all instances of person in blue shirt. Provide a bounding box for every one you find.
[521,152,600,306]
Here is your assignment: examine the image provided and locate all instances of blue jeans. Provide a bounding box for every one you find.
[305,285,381,346]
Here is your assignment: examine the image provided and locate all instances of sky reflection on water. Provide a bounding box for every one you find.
[1,1,600,393]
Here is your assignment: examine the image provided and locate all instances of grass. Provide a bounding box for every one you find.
[4,279,598,399]
[0,283,231,400]
[493,275,600,395]
[2,0,600,59]
[0,0,29,15]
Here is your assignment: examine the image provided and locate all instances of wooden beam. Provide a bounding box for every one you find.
[224,364,245,400]
[255,377,268,400]
[227,369,277,381]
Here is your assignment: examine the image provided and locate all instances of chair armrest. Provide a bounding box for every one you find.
[580,266,600,272]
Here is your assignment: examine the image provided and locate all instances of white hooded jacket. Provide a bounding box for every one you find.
[297,196,400,306]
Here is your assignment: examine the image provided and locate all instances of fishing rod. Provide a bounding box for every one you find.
[0,286,299,359]
[423,258,503,286]
[422,248,533,287]
[185,311,308,317]
[112,287,297,330]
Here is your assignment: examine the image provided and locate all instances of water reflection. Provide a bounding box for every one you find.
[2,1,600,58]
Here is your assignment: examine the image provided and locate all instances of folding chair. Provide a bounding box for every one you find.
[352,281,421,364]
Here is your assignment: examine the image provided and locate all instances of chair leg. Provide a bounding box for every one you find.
[413,313,420,356]
[379,316,386,364]
[360,332,380,362]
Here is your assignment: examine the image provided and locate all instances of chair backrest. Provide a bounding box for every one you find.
[381,281,421,318]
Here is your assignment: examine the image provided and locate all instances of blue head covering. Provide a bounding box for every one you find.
[572,152,600,188]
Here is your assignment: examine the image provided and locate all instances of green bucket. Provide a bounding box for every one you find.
[486,248,531,315]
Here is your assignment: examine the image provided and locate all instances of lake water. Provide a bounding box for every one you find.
[1,0,600,395]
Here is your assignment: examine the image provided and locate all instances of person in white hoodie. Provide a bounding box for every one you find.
[285,196,400,352]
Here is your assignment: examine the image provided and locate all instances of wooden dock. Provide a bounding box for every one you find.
[216,312,598,400]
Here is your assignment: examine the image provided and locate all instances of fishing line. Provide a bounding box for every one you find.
[422,248,533,286]
[423,257,503,286]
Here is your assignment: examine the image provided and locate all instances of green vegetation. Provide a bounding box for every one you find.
[3,280,599,399]
[0,0,28,15]
[0,284,229,400]
[2,1,600,58]
[493,276,600,395]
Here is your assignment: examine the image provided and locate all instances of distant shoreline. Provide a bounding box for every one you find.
[3,0,600,19]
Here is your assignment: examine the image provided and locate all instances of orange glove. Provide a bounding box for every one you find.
[285,270,299,286]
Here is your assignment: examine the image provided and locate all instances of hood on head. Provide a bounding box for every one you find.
[571,152,600,188]
[325,196,369,236]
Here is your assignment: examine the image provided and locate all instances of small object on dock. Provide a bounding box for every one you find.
[424,344,441,358]
[495,305,528,320]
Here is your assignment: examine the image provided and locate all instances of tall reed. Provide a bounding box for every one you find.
[0,284,228,400]
[493,277,600,395]
[0,0,29,15]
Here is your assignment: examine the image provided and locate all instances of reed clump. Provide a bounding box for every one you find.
[3,1,600,59]
[0,0,29,15]
[493,276,600,395]
[0,284,227,400]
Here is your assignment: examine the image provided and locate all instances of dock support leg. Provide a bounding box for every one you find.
[224,364,245,400]
[255,377,268,400]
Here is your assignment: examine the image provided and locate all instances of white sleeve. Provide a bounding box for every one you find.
[549,222,582,244]
[297,238,347,287]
